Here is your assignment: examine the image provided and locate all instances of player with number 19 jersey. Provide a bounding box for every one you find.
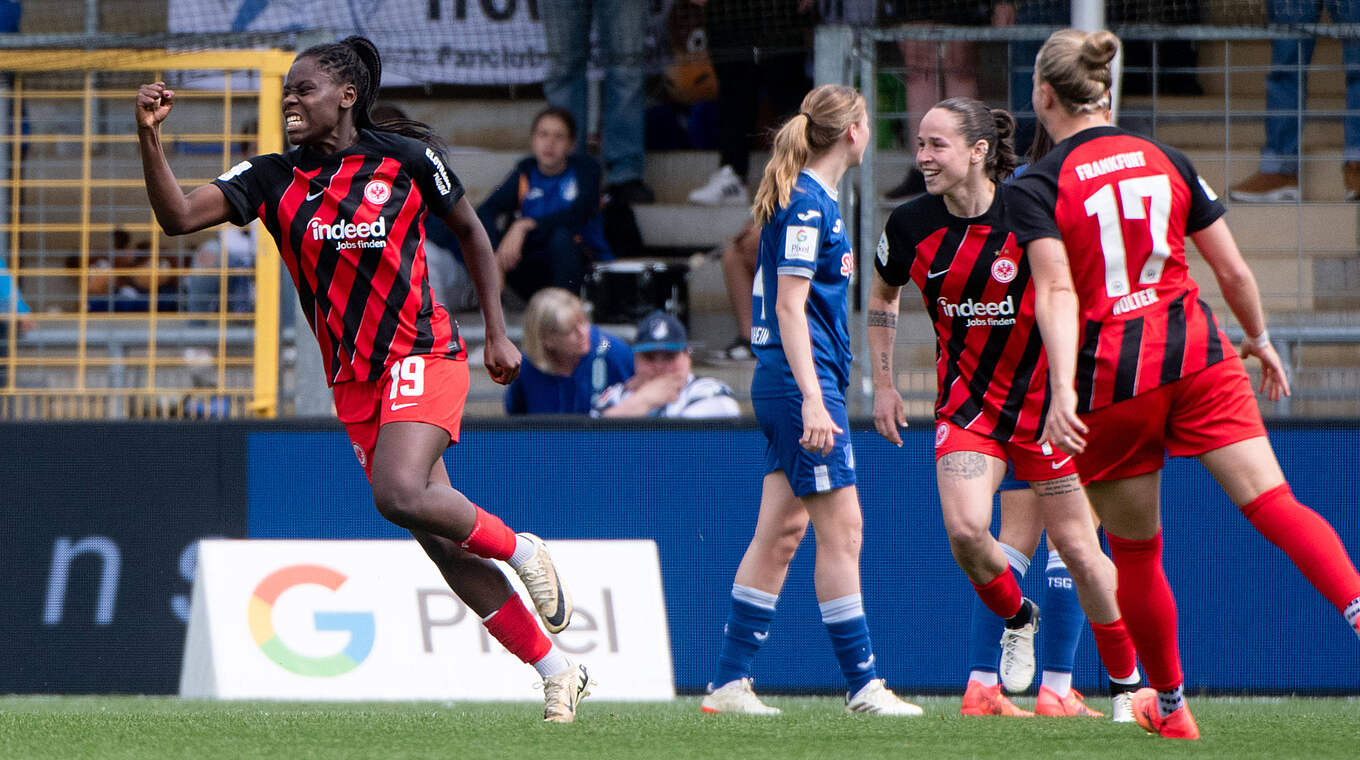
[876,188,1047,444]
[1007,125,1230,413]
[750,169,854,399]
[214,128,467,387]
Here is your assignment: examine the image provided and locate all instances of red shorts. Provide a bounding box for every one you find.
[1076,356,1266,483]
[934,419,1077,482]
[332,355,469,479]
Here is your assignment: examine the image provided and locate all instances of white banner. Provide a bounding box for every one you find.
[167,0,674,86]
[180,539,674,700]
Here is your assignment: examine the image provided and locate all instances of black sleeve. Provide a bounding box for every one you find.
[211,153,287,227]
[408,140,465,218]
[1160,142,1227,234]
[873,203,916,288]
[1005,176,1062,245]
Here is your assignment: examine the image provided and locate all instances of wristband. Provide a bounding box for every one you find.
[1247,329,1271,350]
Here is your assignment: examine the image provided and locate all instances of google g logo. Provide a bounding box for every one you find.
[248,564,375,677]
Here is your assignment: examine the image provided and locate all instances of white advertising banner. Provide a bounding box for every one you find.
[180,539,674,700]
[167,0,675,85]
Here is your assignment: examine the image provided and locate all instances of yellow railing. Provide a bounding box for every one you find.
[0,48,294,418]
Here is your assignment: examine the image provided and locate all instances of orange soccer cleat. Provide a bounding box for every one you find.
[1131,687,1200,740]
[1034,686,1104,717]
[960,680,1034,717]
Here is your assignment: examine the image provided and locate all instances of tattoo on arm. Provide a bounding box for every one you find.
[867,310,897,329]
[1033,475,1083,497]
[878,351,891,374]
[939,451,989,480]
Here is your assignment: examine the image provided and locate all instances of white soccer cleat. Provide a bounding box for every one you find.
[688,165,749,206]
[701,677,781,715]
[845,679,924,716]
[514,532,573,634]
[999,601,1039,693]
[542,663,592,723]
[1111,691,1136,723]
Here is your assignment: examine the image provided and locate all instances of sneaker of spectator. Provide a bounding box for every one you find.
[1229,171,1299,203]
[689,165,749,206]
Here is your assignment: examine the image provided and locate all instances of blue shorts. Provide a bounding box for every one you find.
[753,393,856,498]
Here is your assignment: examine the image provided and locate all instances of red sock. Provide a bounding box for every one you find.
[1241,484,1360,613]
[1105,531,1182,691]
[971,568,1023,619]
[483,595,552,665]
[1089,618,1139,682]
[459,505,517,560]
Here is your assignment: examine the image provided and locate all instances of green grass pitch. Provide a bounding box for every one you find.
[0,695,1356,759]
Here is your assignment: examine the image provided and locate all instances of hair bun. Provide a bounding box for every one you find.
[1081,30,1119,68]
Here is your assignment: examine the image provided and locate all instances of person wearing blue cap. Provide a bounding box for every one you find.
[591,311,740,419]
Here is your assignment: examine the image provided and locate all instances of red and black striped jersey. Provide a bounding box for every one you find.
[1008,125,1232,412]
[214,129,466,385]
[876,188,1048,443]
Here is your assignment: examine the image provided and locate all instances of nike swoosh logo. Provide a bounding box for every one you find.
[856,653,876,670]
[796,210,822,221]
[390,402,418,411]
[306,190,324,201]
[544,573,570,631]
[1051,456,1073,469]
[927,269,949,279]
[752,631,769,642]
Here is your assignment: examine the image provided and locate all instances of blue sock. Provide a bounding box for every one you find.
[821,594,878,695]
[1039,547,1085,687]
[967,542,1030,678]
[712,584,777,688]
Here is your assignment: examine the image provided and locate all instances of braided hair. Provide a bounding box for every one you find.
[297,36,444,150]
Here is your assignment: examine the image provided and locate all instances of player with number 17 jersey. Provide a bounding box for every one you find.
[1007,125,1231,413]
[876,188,1046,444]
[750,169,854,400]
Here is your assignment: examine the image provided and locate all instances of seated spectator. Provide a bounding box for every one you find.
[505,287,633,414]
[0,253,35,388]
[592,310,740,418]
[478,107,614,305]
[87,230,178,312]
[183,223,255,314]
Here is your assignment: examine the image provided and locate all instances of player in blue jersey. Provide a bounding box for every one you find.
[701,84,922,717]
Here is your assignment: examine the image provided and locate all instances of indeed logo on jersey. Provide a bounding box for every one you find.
[937,295,1016,327]
[309,216,388,250]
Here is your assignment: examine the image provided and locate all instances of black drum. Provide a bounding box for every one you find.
[582,259,689,326]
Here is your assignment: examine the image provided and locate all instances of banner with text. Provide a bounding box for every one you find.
[181,539,674,700]
[167,0,676,85]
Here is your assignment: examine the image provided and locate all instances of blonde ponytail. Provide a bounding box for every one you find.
[751,84,865,225]
[1036,28,1120,115]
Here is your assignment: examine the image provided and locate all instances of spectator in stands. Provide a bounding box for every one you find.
[0,253,34,388]
[87,230,177,312]
[712,217,758,361]
[505,287,633,414]
[478,107,614,305]
[686,0,813,207]
[592,310,740,418]
[184,123,257,314]
[1230,0,1360,202]
[541,0,656,205]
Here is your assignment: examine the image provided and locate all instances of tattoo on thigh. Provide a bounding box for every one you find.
[940,451,988,480]
[1034,475,1083,497]
[867,310,897,329]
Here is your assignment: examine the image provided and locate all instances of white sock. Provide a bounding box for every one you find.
[532,647,572,678]
[1041,670,1071,697]
[968,670,998,687]
[508,535,535,569]
[999,542,1031,577]
[1343,597,1360,628]
[1111,670,1141,687]
[1157,685,1185,717]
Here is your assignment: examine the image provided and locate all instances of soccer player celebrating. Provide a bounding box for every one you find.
[136,37,591,722]
[702,85,921,717]
[869,97,1139,721]
[1009,28,1360,739]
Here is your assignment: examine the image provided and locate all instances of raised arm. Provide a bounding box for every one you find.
[867,271,907,446]
[1190,217,1289,400]
[136,82,234,235]
[442,196,521,385]
[1027,236,1089,454]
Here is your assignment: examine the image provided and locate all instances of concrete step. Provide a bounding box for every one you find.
[1195,38,1348,97]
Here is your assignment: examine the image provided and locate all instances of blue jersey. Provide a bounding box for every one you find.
[750,170,854,399]
[504,325,633,414]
